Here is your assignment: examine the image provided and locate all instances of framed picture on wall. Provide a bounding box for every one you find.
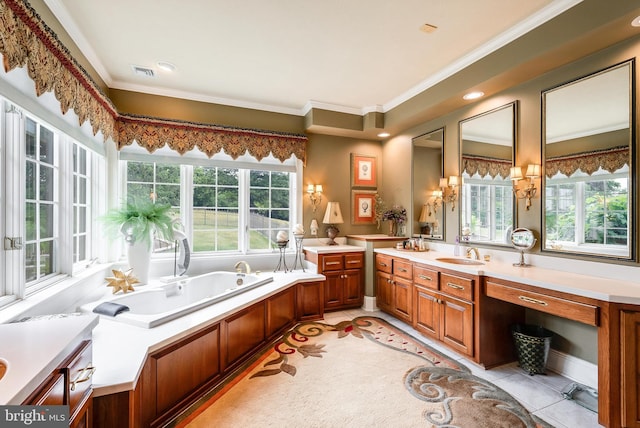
[352,190,377,224]
[351,153,377,188]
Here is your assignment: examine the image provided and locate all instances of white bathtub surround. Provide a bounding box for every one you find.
[87,270,323,397]
[82,271,274,328]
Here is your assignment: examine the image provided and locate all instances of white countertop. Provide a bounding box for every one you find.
[89,270,323,397]
[303,244,365,254]
[0,314,99,404]
[375,248,640,305]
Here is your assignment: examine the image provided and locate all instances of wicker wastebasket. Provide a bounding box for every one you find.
[511,324,554,375]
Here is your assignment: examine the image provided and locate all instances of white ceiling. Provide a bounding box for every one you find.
[44,0,580,116]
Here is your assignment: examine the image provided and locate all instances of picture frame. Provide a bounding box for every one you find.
[352,190,377,224]
[351,153,377,188]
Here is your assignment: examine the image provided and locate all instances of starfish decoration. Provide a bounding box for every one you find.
[105,269,140,294]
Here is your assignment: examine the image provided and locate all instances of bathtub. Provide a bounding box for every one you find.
[82,271,273,328]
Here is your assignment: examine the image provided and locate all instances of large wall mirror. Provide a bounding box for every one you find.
[542,60,634,259]
[412,128,444,240]
[459,102,516,246]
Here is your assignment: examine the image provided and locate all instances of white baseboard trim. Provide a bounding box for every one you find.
[362,296,378,312]
[546,349,598,390]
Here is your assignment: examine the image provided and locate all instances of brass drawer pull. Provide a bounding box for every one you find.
[418,274,432,281]
[397,267,408,272]
[70,365,96,391]
[447,282,464,291]
[325,261,341,265]
[347,260,359,264]
[518,295,548,306]
[379,262,388,267]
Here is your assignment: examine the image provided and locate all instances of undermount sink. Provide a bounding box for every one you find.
[435,257,485,266]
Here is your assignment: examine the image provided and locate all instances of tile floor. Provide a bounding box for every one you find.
[322,308,602,428]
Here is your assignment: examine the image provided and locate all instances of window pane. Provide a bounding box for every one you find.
[25,161,36,199]
[26,118,36,159]
[39,165,54,201]
[39,127,54,165]
[40,204,54,238]
[193,186,216,207]
[127,161,154,182]
[193,166,217,185]
[25,202,36,241]
[155,184,180,206]
[271,189,289,209]
[271,172,289,188]
[218,168,238,185]
[156,164,180,183]
[25,243,37,282]
[39,241,54,276]
[250,188,268,208]
[218,187,238,208]
[250,170,269,187]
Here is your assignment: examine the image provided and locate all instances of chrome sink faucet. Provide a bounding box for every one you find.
[466,247,480,260]
[234,260,251,275]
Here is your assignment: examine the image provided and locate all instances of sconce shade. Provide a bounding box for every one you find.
[448,176,460,186]
[307,184,314,193]
[322,202,344,224]
[525,164,541,178]
[439,177,449,188]
[419,204,430,223]
[433,190,442,198]
[510,166,523,181]
[315,184,323,193]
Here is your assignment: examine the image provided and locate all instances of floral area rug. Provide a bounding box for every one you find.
[173,316,553,428]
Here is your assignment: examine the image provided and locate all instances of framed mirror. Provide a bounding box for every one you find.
[542,60,634,259]
[459,102,516,246]
[412,128,444,240]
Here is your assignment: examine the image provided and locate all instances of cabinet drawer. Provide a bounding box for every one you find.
[67,340,94,415]
[322,255,344,271]
[440,273,473,301]
[413,265,438,290]
[485,280,599,326]
[375,254,392,273]
[344,253,364,269]
[393,259,413,280]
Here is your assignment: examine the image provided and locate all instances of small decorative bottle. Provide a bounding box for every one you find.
[454,236,460,256]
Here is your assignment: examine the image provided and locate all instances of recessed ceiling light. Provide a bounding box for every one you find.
[157,61,176,72]
[377,132,390,138]
[420,23,438,34]
[463,91,484,100]
[632,16,640,27]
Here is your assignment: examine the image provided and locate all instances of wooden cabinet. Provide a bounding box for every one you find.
[24,339,94,428]
[375,254,413,323]
[413,265,474,357]
[296,281,324,321]
[621,310,640,427]
[222,302,266,370]
[266,287,296,338]
[307,251,364,311]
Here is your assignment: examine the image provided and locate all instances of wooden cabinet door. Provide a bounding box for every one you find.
[393,276,413,323]
[154,324,221,415]
[324,270,344,309]
[376,270,393,312]
[440,294,473,357]
[414,285,439,340]
[343,268,363,306]
[297,281,324,321]
[223,303,265,370]
[621,310,640,427]
[267,287,296,338]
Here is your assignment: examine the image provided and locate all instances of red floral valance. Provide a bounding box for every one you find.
[117,114,307,162]
[0,0,307,162]
[462,155,511,179]
[545,146,629,178]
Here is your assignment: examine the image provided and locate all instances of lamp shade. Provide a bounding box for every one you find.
[510,166,523,181]
[525,164,541,178]
[322,202,344,224]
[418,204,430,223]
[439,177,449,188]
[448,176,460,187]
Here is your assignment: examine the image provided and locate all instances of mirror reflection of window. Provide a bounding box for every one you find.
[542,61,632,258]
[460,103,516,246]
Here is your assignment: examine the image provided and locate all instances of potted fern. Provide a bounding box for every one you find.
[101,196,175,284]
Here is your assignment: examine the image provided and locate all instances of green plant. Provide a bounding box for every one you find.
[101,197,175,246]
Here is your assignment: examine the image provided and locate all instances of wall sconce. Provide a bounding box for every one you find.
[440,176,460,211]
[510,164,540,210]
[306,184,323,212]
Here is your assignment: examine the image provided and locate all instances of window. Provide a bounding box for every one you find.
[1,99,103,302]
[545,168,629,253]
[125,161,295,254]
[25,117,58,284]
[461,174,513,244]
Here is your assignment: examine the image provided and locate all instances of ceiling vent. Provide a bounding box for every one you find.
[131,65,156,78]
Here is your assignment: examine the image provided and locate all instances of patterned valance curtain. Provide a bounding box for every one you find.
[462,155,511,179]
[545,146,629,178]
[0,0,307,162]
